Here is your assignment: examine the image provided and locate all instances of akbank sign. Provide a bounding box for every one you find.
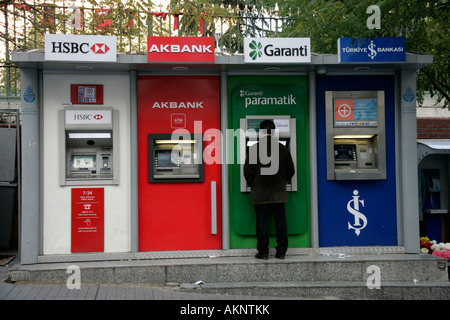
[244,38,311,63]
[45,34,117,62]
[338,37,406,63]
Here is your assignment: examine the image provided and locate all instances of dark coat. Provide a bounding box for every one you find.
[243,136,295,205]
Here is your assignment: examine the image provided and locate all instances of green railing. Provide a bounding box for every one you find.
[1,1,296,97]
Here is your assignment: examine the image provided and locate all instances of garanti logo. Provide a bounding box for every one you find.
[249,40,262,60]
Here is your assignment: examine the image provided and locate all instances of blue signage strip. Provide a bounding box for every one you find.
[338,37,406,63]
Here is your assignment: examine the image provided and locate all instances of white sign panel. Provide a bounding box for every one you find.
[45,34,117,62]
[244,38,311,63]
[65,109,112,125]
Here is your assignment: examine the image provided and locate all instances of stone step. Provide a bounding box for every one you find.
[8,253,449,286]
[178,280,450,300]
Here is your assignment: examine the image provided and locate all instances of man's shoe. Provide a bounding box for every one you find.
[255,253,268,260]
[275,253,285,259]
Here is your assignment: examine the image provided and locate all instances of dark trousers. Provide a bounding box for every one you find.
[254,203,288,255]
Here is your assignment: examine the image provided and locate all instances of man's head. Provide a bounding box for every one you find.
[259,120,276,135]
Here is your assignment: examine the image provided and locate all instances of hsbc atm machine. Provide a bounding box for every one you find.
[59,107,119,186]
[325,91,386,180]
[240,115,297,192]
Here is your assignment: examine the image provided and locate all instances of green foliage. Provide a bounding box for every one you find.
[278,0,449,108]
[0,0,447,106]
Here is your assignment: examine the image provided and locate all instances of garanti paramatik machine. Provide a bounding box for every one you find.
[239,115,297,191]
[325,90,386,180]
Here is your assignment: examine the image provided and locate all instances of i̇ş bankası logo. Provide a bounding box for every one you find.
[244,37,311,63]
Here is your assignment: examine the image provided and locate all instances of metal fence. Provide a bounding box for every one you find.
[1,1,296,98]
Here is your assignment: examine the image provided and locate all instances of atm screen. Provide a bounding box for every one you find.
[334,145,356,161]
[156,150,179,168]
[72,155,96,169]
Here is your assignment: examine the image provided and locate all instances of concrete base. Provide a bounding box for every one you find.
[180,281,450,300]
[7,251,450,300]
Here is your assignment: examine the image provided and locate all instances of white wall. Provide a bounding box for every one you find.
[42,73,131,254]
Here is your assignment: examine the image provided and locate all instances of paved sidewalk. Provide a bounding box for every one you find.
[0,265,292,301]
[0,281,288,300]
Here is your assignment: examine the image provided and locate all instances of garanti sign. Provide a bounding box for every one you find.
[45,34,117,62]
[147,36,215,62]
[244,38,311,63]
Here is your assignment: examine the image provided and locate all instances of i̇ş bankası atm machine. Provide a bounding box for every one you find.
[59,107,119,186]
[240,115,297,192]
[325,91,386,180]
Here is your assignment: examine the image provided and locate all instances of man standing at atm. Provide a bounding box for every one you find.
[244,120,295,260]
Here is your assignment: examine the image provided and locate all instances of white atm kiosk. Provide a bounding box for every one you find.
[59,107,119,186]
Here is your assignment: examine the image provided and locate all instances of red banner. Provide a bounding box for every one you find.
[71,188,104,252]
[147,36,215,62]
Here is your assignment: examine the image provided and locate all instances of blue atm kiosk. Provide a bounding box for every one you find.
[317,76,397,247]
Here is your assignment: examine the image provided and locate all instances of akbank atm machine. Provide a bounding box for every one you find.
[325,91,386,180]
[59,107,119,186]
[240,115,297,192]
[148,133,204,183]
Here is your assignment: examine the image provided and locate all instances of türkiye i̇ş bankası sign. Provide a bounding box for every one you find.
[244,38,311,63]
[338,37,406,63]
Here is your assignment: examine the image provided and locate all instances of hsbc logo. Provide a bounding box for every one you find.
[73,113,104,121]
[45,34,116,62]
[51,42,109,54]
[91,43,110,54]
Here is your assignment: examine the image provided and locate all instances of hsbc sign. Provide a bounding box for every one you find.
[45,34,117,62]
[65,109,112,125]
[147,36,215,62]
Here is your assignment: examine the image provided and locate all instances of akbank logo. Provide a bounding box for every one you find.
[249,40,262,60]
[347,190,368,236]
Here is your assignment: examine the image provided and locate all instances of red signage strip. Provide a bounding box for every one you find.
[71,188,104,252]
[147,36,215,62]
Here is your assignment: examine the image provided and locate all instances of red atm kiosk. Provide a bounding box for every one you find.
[137,76,221,251]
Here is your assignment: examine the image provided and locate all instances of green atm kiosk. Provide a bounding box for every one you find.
[228,76,310,250]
